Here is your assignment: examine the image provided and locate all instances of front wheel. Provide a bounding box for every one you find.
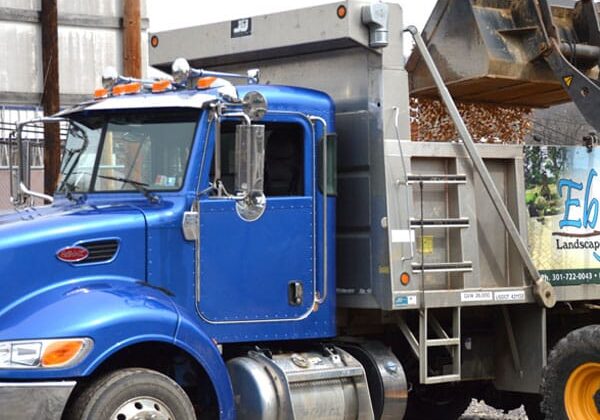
[66,368,197,420]
[541,325,600,420]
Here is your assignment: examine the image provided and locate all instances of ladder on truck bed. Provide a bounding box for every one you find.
[409,169,470,384]
[396,27,556,385]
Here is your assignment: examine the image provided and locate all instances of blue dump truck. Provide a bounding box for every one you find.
[2,1,600,419]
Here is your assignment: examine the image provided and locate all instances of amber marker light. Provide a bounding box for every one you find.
[337,5,347,19]
[41,339,88,368]
[150,35,159,48]
[400,272,410,286]
[152,79,172,93]
[94,88,108,99]
[197,76,218,89]
[113,82,142,96]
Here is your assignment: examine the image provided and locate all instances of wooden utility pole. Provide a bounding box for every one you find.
[123,0,142,78]
[41,0,60,196]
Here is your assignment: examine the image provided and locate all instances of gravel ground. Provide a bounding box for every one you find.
[459,399,529,420]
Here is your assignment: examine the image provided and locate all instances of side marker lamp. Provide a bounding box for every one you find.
[0,338,93,369]
[400,272,410,286]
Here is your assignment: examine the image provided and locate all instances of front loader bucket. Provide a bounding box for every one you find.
[407,0,600,108]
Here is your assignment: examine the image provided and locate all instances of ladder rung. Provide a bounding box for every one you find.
[412,262,473,273]
[424,374,461,385]
[407,174,467,185]
[410,218,469,229]
[426,338,460,347]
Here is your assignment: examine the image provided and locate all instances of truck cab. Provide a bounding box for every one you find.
[0,76,342,419]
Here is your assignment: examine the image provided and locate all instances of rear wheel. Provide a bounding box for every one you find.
[541,325,600,420]
[66,368,196,420]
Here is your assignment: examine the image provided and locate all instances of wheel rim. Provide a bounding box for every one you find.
[111,396,176,420]
[564,362,600,419]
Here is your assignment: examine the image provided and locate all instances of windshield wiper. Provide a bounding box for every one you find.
[96,174,160,204]
[63,181,85,204]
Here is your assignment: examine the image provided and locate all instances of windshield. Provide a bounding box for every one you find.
[57,110,199,194]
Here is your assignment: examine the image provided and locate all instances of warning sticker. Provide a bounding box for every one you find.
[394,295,417,306]
[417,235,434,254]
[563,75,573,87]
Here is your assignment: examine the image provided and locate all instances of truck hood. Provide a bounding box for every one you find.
[0,202,147,316]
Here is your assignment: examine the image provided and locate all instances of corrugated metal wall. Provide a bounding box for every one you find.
[0,0,148,209]
[0,0,148,106]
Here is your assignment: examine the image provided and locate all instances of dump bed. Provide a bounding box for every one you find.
[150,0,600,312]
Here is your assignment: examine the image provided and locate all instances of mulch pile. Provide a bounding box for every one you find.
[410,97,533,144]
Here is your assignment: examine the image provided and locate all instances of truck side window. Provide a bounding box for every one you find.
[212,122,305,196]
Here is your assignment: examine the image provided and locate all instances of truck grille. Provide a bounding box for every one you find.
[76,239,120,264]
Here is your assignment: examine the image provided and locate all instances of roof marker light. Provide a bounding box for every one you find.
[196,77,218,89]
[112,82,142,96]
[152,79,172,93]
[94,88,108,99]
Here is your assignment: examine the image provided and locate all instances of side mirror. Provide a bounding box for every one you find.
[234,124,266,221]
[9,132,32,206]
[10,117,64,206]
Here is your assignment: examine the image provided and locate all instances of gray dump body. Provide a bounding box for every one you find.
[149,0,600,312]
[150,0,600,392]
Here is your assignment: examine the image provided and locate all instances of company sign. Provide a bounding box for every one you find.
[526,146,600,285]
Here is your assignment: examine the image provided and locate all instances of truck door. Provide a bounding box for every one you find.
[197,120,315,322]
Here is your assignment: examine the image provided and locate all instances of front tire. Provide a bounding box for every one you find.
[541,325,600,420]
[66,368,197,420]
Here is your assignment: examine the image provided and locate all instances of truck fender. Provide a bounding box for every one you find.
[172,307,236,420]
[0,278,178,380]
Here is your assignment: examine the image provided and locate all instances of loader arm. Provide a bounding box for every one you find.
[537,0,600,132]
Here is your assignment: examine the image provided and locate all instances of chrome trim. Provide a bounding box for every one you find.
[222,111,251,125]
[72,237,121,266]
[0,381,76,388]
[309,115,328,305]
[19,182,54,203]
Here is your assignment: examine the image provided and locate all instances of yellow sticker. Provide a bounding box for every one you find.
[417,236,434,254]
[563,75,573,87]
[379,265,390,274]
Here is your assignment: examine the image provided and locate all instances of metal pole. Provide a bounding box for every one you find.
[41,0,60,198]
[406,26,556,308]
[123,0,142,78]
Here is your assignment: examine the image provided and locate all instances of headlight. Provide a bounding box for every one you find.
[0,338,93,369]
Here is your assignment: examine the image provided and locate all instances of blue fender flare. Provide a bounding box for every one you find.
[172,306,236,420]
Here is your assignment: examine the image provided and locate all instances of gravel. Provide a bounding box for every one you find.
[459,399,529,420]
